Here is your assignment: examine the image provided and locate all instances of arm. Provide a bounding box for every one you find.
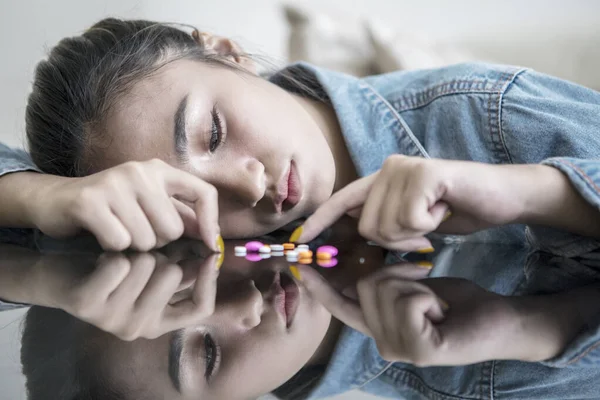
[499,70,600,253]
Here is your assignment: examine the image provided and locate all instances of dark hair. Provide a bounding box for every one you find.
[21,306,129,400]
[25,18,243,177]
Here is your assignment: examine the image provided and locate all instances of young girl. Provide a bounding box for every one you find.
[1,17,600,399]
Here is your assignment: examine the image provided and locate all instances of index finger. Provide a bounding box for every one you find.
[162,166,221,252]
[294,265,372,337]
[295,174,377,243]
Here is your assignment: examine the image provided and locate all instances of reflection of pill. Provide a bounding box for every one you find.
[245,253,262,262]
[298,258,312,264]
[317,245,338,256]
[272,251,284,257]
[297,244,309,251]
[286,257,298,262]
[286,250,298,258]
[299,250,313,259]
[283,243,295,250]
[259,245,271,253]
[270,244,284,251]
[317,258,338,268]
[246,241,263,252]
[260,253,271,259]
[316,252,332,260]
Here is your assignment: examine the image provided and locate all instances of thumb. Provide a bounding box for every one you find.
[292,264,372,336]
[294,174,377,243]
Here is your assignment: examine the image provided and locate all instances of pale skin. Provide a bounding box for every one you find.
[1,27,600,398]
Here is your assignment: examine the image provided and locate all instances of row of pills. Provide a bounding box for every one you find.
[232,241,340,268]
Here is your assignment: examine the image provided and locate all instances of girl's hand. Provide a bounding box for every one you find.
[295,263,562,366]
[295,155,534,251]
[29,159,221,252]
[35,246,220,341]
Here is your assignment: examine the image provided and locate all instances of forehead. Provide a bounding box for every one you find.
[94,60,214,169]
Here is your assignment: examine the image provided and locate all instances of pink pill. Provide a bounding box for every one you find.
[245,253,262,262]
[317,245,338,257]
[317,258,338,268]
[245,241,264,252]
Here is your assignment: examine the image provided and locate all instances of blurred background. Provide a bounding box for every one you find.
[1,1,599,399]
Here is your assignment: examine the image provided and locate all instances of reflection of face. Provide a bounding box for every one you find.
[103,242,334,400]
[94,59,339,238]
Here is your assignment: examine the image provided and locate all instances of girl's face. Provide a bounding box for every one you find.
[103,243,336,400]
[93,59,341,238]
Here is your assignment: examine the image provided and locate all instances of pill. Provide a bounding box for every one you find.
[298,258,312,264]
[272,251,284,257]
[283,243,295,250]
[298,250,313,259]
[260,253,271,259]
[245,253,262,262]
[359,257,365,264]
[296,244,309,251]
[234,246,247,253]
[316,252,332,260]
[245,241,263,252]
[259,245,271,253]
[317,258,338,268]
[286,250,298,258]
[286,257,298,262]
[270,244,284,251]
[317,245,338,256]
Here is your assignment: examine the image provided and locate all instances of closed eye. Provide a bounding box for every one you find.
[209,105,224,152]
[204,333,221,381]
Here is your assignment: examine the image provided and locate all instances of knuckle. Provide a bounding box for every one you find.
[376,227,396,243]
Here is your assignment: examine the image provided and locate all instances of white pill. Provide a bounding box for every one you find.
[359,257,365,264]
[286,257,298,262]
[234,246,246,252]
[270,244,284,251]
[297,244,309,251]
[286,250,298,257]
[260,253,271,259]
[272,251,284,257]
[259,246,271,253]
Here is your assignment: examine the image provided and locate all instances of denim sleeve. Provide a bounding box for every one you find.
[500,70,600,258]
[0,143,39,310]
[501,72,600,367]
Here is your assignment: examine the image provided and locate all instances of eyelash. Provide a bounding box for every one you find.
[204,333,221,381]
[209,105,224,153]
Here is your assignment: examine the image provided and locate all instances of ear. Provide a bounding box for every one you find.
[192,30,257,74]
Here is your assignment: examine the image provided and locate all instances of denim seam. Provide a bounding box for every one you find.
[497,69,532,164]
[360,81,430,159]
[354,361,394,390]
[390,79,507,112]
[384,366,482,400]
[564,339,600,366]
[552,159,600,198]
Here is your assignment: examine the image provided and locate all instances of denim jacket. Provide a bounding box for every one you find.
[2,62,600,398]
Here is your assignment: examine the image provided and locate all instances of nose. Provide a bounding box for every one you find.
[217,158,265,207]
[216,279,263,330]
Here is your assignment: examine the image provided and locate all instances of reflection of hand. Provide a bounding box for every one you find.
[296,263,566,366]
[296,156,541,250]
[32,248,220,341]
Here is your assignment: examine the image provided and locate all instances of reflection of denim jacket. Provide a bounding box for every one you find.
[2,62,600,398]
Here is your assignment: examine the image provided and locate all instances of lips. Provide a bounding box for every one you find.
[274,160,302,213]
[268,271,300,328]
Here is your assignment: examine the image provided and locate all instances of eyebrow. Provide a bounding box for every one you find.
[174,95,189,162]
[168,329,185,393]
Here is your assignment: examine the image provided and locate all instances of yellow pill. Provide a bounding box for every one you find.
[283,243,295,250]
[316,252,332,260]
[298,258,313,264]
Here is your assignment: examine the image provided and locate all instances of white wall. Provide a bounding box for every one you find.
[1,1,599,399]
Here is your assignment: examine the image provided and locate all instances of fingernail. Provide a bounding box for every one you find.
[416,261,434,269]
[216,252,224,270]
[289,265,302,281]
[442,210,452,222]
[416,247,435,254]
[438,297,449,311]
[216,234,224,253]
[289,226,303,243]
